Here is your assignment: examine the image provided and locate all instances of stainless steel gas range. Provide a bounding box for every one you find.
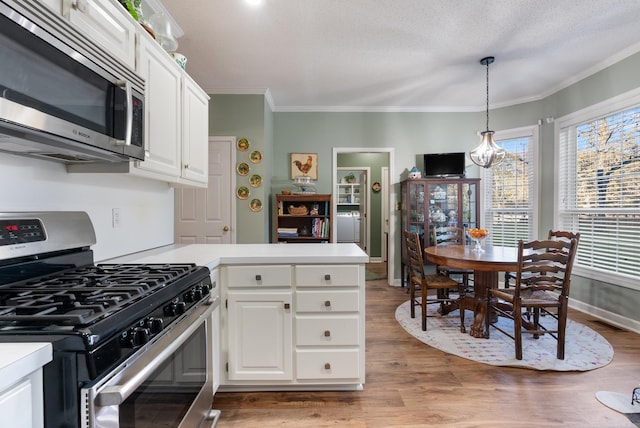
[0,212,221,428]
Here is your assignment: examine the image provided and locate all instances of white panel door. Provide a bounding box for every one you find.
[175,137,234,244]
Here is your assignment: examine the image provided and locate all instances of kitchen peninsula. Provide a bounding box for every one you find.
[107,243,369,390]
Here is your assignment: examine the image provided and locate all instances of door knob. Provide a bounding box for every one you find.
[223,226,229,232]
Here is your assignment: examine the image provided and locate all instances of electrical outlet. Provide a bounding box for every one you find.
[112,208,121,228]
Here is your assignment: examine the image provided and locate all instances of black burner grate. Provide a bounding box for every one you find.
[0,263,198,326]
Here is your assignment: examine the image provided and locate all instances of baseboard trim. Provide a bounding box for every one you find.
[569,299,640,334]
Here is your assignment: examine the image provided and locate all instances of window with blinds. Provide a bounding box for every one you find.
[557,91,640,287]
[483,126,538,247]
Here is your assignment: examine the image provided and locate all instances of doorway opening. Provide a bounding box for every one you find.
[332,148,394,285]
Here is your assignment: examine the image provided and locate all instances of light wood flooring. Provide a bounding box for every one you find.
[213,263,640,427]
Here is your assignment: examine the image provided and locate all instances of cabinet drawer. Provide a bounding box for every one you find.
[295,265,360,287]
[296,290,359,313]
[225,265,292,287]
[296,316,359,346]
[296,349,360,380]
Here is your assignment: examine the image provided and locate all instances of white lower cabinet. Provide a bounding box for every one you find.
[226,291,293,381]
[0,343,52,428]
[221,263,364,389]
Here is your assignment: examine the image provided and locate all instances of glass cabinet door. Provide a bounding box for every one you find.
[462,181,478,230]
[407,181,426,242]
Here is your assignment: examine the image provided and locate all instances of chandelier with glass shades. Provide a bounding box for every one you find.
[470,56,506,168]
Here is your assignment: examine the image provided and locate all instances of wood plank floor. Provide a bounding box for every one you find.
[213,263,640,427]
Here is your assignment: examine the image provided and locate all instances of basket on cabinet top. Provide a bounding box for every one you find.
[287,204,309,215]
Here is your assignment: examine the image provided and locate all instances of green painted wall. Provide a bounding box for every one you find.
[209,94,272,243]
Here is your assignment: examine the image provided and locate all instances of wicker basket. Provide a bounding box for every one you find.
[287,204,309,215]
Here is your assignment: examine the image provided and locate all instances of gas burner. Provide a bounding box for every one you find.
[0,263,201,326]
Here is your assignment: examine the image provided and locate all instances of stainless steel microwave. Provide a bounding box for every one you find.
[0,1,145,163]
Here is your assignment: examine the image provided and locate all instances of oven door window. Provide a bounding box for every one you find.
[118,323,207,427]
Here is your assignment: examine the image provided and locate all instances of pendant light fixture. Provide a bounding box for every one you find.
[470,56,506,168]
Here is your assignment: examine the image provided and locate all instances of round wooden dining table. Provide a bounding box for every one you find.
[424,244,519,338]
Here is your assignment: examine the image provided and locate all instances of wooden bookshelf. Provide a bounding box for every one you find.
[275,194,332,243]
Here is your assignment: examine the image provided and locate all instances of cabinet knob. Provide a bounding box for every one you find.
[324,330,331,337]
[284,303,290,310]
[255,274,262,281]
[223,226,229,232]
[324,274,331,281]
[324,363,331,370]
[324,300,331,307]
[184,164,190,169]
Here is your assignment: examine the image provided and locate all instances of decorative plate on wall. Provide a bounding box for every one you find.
[236,186,250,199]
[237,138,249,151]
[250,174,262,188]
[249,198,263,212]
[237,162,250,176]
[249,150,262,163]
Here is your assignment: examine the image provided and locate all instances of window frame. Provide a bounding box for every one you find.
[554,87,640,290]
[480,125,539,247]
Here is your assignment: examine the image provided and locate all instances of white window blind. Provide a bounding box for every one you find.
[483,126,538,247]
[557,92,640,287]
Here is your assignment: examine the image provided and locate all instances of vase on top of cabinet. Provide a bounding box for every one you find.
[399,178,480,286]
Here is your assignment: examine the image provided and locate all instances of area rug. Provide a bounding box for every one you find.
[595,390,640,426]
[395,300,614,371]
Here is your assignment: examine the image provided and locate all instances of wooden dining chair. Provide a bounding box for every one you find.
[486,237,578,360]
[432,226,473,290]
[504,230,580,288]
[403,230,461,331]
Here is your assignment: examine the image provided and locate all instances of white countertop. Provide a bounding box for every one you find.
[104,243,369,270]
[0,343,52,391]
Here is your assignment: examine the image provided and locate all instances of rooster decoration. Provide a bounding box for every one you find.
[293,155,314,176]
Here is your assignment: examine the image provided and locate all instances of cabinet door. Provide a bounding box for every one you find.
[180,76,209,185]
[227,291,293,380]
[65,0,136,68]
[136,36,181,178]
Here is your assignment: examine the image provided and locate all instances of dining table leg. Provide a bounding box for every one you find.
[469,270,498,338]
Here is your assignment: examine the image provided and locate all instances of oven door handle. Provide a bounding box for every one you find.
[96,300,216,406]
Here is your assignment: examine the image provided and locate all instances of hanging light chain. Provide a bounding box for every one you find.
[485,58,490,132]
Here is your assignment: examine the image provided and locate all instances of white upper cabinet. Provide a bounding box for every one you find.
[63,0,137,68]
[135,34,182,179]
[62,0,210,187]
[179,75,209,185]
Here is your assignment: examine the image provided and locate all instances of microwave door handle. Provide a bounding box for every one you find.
[115,80,133,146]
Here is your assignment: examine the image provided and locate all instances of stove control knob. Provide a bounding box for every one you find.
[133,327,151,346]
[175,301,186,315]
[193,287,203,300]
[183,290,195,303]
[146,317,164,334]
[164,303,177,316]
[120,330,135,348]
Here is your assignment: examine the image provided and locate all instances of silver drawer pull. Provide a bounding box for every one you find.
[255,274,262,281]
[324,300,331,307]
[324,274,331,281]
[324,330,331,337]
[324,363,331,370]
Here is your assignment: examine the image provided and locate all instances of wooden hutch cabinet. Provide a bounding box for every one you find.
[275,194,333,243]
[400,178,480,285]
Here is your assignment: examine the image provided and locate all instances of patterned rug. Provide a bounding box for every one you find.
[395,300,614,371]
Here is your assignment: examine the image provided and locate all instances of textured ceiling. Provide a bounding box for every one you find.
[159,0,640,112]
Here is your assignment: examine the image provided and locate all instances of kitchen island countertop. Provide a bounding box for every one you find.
[0,342,52,392]
[103,243,369,270]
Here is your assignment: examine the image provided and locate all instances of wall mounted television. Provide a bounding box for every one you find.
[423,152,466,177]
